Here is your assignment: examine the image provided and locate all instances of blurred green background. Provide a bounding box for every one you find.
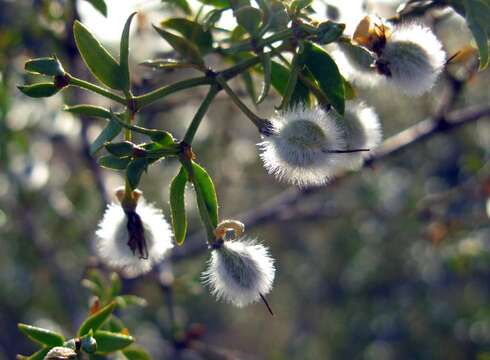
[1,0,489,359]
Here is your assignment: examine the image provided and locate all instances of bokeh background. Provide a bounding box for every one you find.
[1,0,489,359]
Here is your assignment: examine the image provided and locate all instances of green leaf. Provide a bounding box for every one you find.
[84,0,108,17]
[153,25,204,67]
[256,52,271,104]
[18,324,64,347]
[109,272,122,298]
[302,42,345,114]
[140,58,198,70]
[463,0,490,70]
[123,346,152,360]
[93,331,133,353]
[191,161,218,227]
[234,6,262,35]
[202,8,226,31]
[270,61,310,107]
[342,77,355,100]
[64,104,111,118]
[115,295,148,307]
[315,21,345,45]
[73,20,124,90]
[291,0,313,12]
[98,155,131,170]
[197,0,230,9]
[241,70,257,104]
[25,57,64,76]
[105,141,134,157]
[161,18,213,54]
[120,12,137,92]
[107,316,125,333]
[126,158,148,190]
[78,302,117,336]
[82,278,106,298]
[90,118,123,155]
[18,83,59,98]
[162,0,192,15]
[170,167,188,245]
[149,131,175,147]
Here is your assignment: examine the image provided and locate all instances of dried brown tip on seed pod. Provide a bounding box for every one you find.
[214,219,245,240]
[115,187,143,204]
[352,16,391,54]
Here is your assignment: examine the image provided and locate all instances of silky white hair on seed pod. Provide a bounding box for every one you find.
[202,238,275,308]
[334,102,383,170]
[332,43,380,87]
[258,106,347,186]
[376,23,446,96]
[95,197,173,278]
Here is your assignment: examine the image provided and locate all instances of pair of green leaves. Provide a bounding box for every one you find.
[18,57,67,98]
[73,12,136,92]
[18,301,133,358]
[170,162,219,245]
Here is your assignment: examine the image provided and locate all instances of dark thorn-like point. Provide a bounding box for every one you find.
[125,210,149,259]
[260,293,275,316]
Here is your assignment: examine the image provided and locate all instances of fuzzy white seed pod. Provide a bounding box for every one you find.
[376,23,446,96]
[335,102,383,170]
[202,238,275,307]
[332,43,380,87]
[258,106,347,186]
[44,347,78,360]
[95,197,173,278]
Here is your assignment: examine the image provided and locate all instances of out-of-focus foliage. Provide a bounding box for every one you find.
[0,0,489,359]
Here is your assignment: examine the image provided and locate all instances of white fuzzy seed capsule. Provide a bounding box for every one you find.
[334,102,383,170]
[376,23,446,96]
[44,347,78,360]
[258,106,347,186]
[202,238,275,307]
[332,43,380,87]
[95,195,173,278]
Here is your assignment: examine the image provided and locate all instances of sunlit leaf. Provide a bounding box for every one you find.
[153,25,204,67]
[123,346,152,360]
[302,42,345,113]
[18,83,59,98]
[93,331,133,353]
[84,0,108,17]
[25,57,64,76]
[196,0,230,9]
[270,61,310,107]
[90,118,123,155]
[191,161,218,227]
[170,167,188,245]
[162,0,192,15]
[64,104,111,118]
[120,12,137,92]
[73,21,125,90]
[126,158,148,190]
[161,18,213,53]
[18,324,64,347]
[78,302,117,336]
[257,52,271,104]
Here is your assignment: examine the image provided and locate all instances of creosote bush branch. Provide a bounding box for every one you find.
[15,0,490,358]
